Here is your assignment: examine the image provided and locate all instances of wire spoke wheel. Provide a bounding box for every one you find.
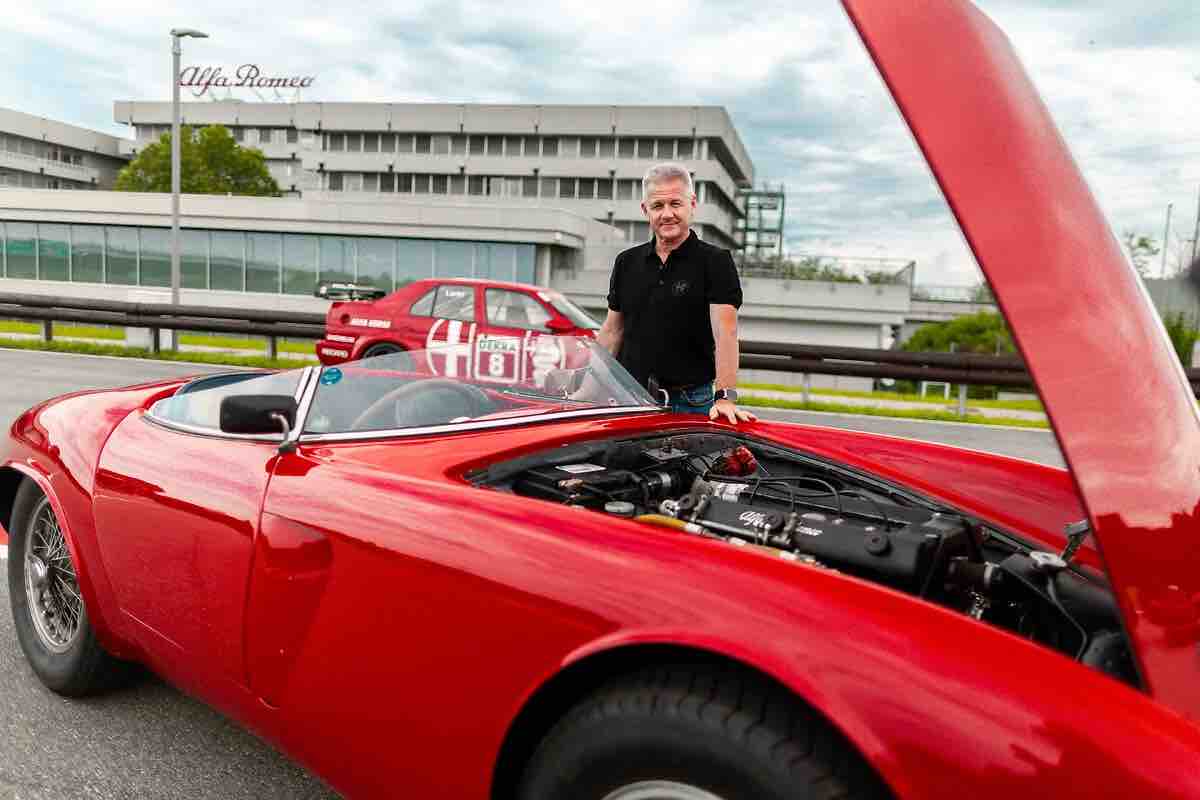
[602,782,728,800]
[23,496,83,653]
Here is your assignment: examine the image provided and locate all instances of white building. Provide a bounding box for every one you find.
[0,106,128,191]
[114,101,752,250]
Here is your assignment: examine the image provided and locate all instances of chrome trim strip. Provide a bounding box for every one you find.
[143,413,286,442]
[290,367,320,447]
[298,405,665,443]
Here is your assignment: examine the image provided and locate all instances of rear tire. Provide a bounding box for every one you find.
[362,342,412,370]
[7,479,126,696]
[517,663,890,800]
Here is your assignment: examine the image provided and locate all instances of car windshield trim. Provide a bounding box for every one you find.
[145,366,314,441]
[296,404,664,443]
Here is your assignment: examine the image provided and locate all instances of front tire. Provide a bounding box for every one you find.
[517,664,889,800]
[7,479,125,696]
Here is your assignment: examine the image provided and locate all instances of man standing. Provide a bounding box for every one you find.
[599,162,755,424]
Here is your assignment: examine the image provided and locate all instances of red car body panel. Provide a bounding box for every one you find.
[844,0,1200,717]
[4,1,1200,797]
[315,277,596,369]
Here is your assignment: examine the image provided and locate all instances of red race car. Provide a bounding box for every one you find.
[314,277,602,376]
[4,2,1200,799]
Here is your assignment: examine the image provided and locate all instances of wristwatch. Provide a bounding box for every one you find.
[714,388,739,403]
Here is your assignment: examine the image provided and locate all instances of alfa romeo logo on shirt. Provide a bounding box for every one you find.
[672,280,690,297]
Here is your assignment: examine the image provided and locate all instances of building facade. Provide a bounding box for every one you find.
[0,107,129,191]
[113,102,752,249]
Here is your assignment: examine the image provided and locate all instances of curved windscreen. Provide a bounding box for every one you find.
[304,335,655,435]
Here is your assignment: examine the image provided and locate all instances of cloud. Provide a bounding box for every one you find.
[1,0,1196,284]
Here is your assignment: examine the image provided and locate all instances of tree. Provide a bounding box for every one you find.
[115,125,280,196]
[1121,231,1160,278]
[902,310,1014,354]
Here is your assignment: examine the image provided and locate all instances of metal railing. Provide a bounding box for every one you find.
[2,291,1198,402]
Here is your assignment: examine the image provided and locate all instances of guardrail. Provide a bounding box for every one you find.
[2,292,1198,405]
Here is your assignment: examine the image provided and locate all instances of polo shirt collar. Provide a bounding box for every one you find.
[645,229,698,264]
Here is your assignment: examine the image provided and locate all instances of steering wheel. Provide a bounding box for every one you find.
[351,378,494,431]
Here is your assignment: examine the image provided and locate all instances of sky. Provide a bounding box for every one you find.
[2,0,1196,287]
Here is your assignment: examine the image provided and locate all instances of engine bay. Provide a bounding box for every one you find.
[470,431,1138,686]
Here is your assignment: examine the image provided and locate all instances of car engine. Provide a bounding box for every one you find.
[470,431,1138,687]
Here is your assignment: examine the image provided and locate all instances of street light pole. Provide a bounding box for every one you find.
[1161,202,1174,278]
[169,27,208,349]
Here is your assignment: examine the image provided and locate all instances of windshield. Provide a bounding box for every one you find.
[304,335,655,435]
[540,290,602,331]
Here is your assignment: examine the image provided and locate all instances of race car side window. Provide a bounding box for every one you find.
[409,288,436,316]
[486,288,553,330]
[431,285,476,322]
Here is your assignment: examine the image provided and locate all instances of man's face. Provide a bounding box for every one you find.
[641,178,696,243]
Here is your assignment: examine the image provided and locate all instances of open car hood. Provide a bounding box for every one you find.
[844,0,1200,718]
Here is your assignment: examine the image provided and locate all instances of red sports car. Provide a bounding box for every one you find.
[314,277,601,374]
[4,1,1200,798]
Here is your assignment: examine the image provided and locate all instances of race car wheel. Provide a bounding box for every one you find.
[7,479,124,696]
[517,663,890,800]
[362,342,412,370]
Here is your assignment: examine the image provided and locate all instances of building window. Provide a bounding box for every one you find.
[578,178,595,200]
[397,135,414,154]
[258,128,274,144]
[415,135,431,154]
[343,173,363,191]
[328,133,344,152]
[596,178,613,200]
[597,138,615,158]
[558,178,575,199]
[451,135,466,155]
[381,134,396,153]
[364,133,380,153]
[232,127,245,143]
[542,137,558,157]
[379,172,395,192]
[618,138,634,158]
[450,174,465,194]
[637,138,654,158]
[433,135,451,155]
[363,173,379,192]
[469,135,484,155]
[283,233,317,295]
[504,135,522,156]
[523,136,539,157]
[522,176,539,197]
[432,174,448,194]
[414,174,430,194]
[396,173,413,193]
[486,136,502,156]
[540,177,557,198]
[657,138,675,159]
[468,175,485,196]
[346,134,362,153]
[617,179,635,200]
[580,137,597,158]
[287,129,299,144]
[559,138,578,157]
[328,173,344,191]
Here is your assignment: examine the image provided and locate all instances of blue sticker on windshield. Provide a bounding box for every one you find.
[320,368,342,386]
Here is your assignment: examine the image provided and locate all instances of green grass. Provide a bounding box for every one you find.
[0,337,299,370]
[738,381,1044,411]
[0,320,125,340]
[739,394,1050,429]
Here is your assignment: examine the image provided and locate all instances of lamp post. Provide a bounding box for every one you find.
[169,27,208,348]
[1161,202,1174,279]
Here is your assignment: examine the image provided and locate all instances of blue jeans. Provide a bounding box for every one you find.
[666,382,715,415]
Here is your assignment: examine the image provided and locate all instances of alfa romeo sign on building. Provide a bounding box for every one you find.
[179,64,315,97]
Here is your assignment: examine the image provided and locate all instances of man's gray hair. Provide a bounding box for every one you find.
[642,162,695,200]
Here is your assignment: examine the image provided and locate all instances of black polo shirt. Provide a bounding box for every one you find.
[607,230,743,390]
